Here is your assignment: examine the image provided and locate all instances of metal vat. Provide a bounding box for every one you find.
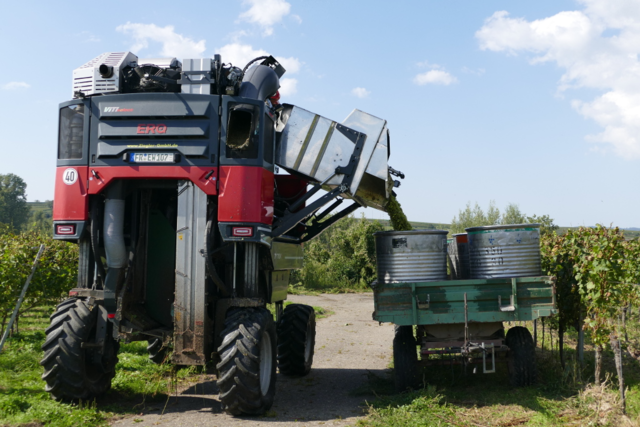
[374,230,448,283]
[466,224,541,279]
[448,233,470,280]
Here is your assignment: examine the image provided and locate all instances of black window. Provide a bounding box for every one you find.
[58,105,84,160]
[226,104,260,159]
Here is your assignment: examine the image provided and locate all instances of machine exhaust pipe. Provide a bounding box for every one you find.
[99,64,114,78]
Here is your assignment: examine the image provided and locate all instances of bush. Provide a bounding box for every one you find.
[0,230,77,336]
[291,215,384,292]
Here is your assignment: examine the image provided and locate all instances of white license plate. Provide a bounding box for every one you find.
[131,153,175,163]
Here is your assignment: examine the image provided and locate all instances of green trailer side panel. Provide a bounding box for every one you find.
[372,276,557,326]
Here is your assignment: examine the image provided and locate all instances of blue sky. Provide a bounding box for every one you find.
[1,0,639,227]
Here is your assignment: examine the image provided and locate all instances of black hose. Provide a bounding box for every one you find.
[242,56,269,74]
[90,199,106,288]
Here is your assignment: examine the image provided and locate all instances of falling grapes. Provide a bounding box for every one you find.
[386,195,412,231]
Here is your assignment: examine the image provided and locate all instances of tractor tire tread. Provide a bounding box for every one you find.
[216,307,276,416]
[147,338,170,365]
[506,326,536,387]
[40,298,119,401]
[276,304,316,377]
[393,325,418,392]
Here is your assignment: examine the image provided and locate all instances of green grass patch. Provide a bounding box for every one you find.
[359,320,640,426]
[1,301,331,426]
[288,280,372,295]
[0,307,190,427]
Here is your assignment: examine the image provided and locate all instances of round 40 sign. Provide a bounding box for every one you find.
[62,168,78,185]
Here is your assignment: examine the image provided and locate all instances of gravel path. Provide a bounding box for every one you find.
[111,293,394,427]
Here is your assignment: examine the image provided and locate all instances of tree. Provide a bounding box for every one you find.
[449,201,500,234]
[526,214,559,236]
[501,203,526,225]
[451,201,558,235]
[28,210,53,234]
[0,174,30,231]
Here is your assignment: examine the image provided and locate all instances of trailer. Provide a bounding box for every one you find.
[372,228,557,390]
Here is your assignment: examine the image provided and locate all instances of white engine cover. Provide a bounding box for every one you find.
[72,52,138,97]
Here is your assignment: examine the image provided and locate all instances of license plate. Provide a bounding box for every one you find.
[130,153,175,163]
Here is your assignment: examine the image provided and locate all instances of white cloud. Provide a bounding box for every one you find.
[116,22,206,58]
[461,66,486,76]
[278,57,301,74]
[2,82,30,90]
[218,43,269,68]
[414,70,458,86]
[217,43,301,74]
[351,87,371,98]
[77,31,100,43]
[239,0,291,36]
[417,60,441,69]
[476,2,640,158]
[279,78,297,96]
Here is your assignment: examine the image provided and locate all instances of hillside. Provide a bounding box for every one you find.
[28,201,53,215]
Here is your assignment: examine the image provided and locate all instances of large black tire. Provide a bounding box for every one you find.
[393,325,418,392]
[40,298,119,400]
[277,304,316,376]
[147,338,170,365]
[506,326,536,386]
[216,307,277,415]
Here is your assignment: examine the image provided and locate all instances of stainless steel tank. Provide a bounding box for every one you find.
[448,233,470,280]
[447,238,457,278]
[374,230,448,283]
[466,224,541,279]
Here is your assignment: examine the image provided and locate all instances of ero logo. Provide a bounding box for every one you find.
[137,124,168,134]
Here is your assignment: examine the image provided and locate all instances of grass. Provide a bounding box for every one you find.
[288,280,373,295]
[357,320,640,426]
[0,301,333,427]
[0,307,121,427]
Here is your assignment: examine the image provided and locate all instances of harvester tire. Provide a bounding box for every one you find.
[147,338,170,365]
[277,304,316,376]
[506,326,536,386]
[40,298,119,401]
[393,325,418,392]
[216,307,277,416]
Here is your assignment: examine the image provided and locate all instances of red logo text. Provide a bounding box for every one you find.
[137,124,167,134]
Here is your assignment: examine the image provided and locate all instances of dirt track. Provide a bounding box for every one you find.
[111,293,394,427]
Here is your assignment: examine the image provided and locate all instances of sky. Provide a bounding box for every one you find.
[1,0,639,228]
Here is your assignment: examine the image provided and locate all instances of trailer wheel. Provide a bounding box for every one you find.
[506,326,536,386]
[147,338,170,364]
[277,304,316,376]
[40,298,119,401]
[393,325,418,392]
[216,307,277,415]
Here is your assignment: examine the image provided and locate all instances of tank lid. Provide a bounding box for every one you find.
[452,233,467,236]
[374,229,448,237]
[465,223,541,233]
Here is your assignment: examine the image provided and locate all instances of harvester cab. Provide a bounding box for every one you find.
[44,51,402,415]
